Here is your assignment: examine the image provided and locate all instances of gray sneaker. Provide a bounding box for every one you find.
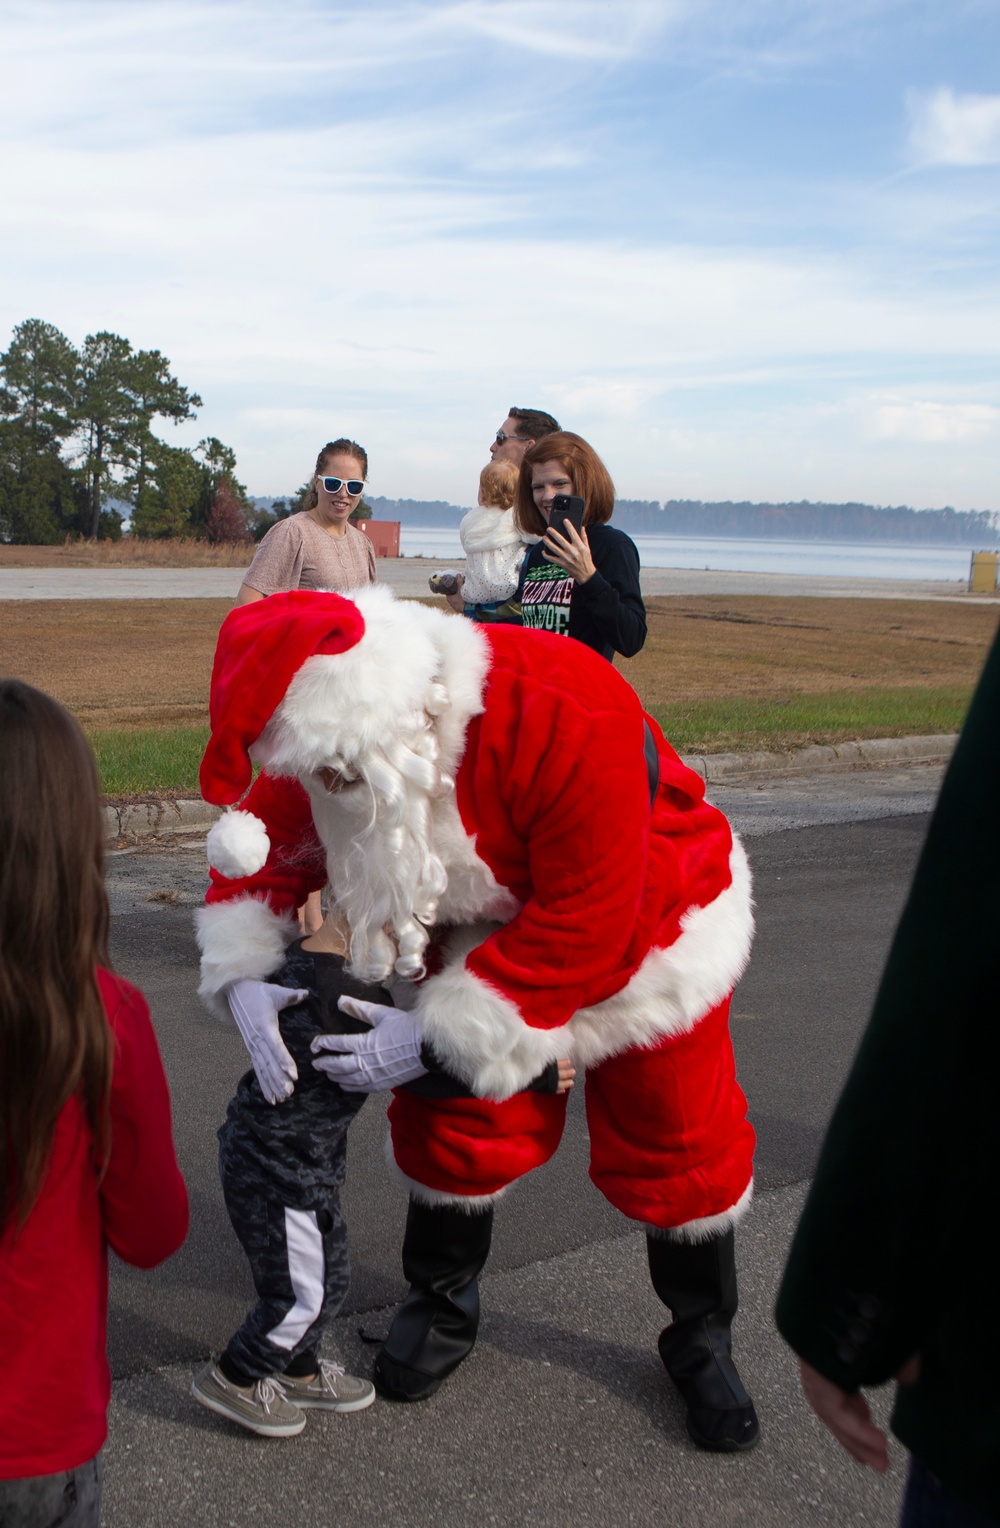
[280,1358,376,1413]
[191,1361,306,1437]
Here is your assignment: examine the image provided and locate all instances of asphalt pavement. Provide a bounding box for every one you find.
[0,560,993,602]
[97,760,946,1527]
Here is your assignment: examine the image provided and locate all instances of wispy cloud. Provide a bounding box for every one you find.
[908,86,1000,167]
[1,0,998,508]
[440,0,679,60]
[0,1,677,145]
[868,398,1000,443]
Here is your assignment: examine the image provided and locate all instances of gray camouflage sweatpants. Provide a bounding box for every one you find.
[217,942,388,1380]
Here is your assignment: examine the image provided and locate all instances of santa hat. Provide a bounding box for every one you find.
[200,590,366,877]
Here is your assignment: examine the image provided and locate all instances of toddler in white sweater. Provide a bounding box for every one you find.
[429,460,532,624]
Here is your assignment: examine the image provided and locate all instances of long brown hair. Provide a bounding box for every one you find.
[0,681,113,1229]
[514,431,616,538]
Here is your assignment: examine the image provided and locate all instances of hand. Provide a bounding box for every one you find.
[542,520,596,583]
[311,996,429,1092]
[226,979,311,1105]
[556,1058,576,1094]
[797,1360,890,1471]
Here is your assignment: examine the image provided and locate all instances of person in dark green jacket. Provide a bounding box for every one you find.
[775,626,1000,1526]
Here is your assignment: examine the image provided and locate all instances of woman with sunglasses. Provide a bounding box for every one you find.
[236,439,376,606]
[236,440,377,933]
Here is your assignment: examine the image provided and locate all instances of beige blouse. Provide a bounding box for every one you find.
[244,513,377,595]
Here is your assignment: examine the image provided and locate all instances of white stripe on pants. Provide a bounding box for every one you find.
[266,1207,325,1351]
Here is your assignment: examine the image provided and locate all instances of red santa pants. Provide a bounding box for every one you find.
[387,999,755,1231]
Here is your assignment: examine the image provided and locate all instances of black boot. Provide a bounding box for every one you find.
[647,1228,760,1453]
[374,1198,494,1403]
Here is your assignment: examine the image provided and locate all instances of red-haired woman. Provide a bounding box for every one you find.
[514,431,646,661]
[0,682,188,1526]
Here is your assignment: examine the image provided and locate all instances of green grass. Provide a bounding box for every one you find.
[90,725,210,797]
[89,685,973,797]
[652,686,973,755]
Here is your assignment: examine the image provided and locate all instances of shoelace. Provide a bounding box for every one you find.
[254,1376,290,1413]
[315,1359,347,1393]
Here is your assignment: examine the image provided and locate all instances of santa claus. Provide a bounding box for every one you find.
[196,585,759,1451]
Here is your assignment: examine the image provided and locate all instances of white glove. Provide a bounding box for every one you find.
[310,996,429,1092]
[226,979,311,1105]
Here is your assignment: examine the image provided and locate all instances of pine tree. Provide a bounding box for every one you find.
[0,319,81,543]
[123,348,201,526]
[75,332,200,538]
[131,441,206,538]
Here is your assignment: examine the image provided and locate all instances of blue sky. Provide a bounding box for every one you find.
[1,0,998,507]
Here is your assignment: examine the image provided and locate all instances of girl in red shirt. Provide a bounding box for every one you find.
[0,681,189,1527]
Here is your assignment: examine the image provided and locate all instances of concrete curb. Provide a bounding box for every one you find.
[103,733,958,844]
[104,796,221,843]
[683,731,958,783]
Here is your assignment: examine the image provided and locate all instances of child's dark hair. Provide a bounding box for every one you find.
[0,681,113,1227]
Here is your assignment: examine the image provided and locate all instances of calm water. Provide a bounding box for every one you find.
[399,526,977,582]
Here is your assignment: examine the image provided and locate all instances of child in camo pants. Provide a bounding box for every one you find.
[192,930,389,1438]
[192,916,573,1439]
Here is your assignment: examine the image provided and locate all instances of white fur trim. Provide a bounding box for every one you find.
[410,840,751,1097]
[410,840,751,1093]
[383,1135,506,1212]
[253,585,490,783]
[205,809,271,879]
[195,896,298,1020]
[569,838,754,1069]
[646,1181,754,1243]
[415,955,572,1102]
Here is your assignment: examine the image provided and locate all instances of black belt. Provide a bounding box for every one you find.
[643,719,660,806]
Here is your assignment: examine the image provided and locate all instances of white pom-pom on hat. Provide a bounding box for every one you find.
[206,809,271,879]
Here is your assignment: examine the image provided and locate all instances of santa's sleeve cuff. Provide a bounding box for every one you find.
[195,897,299,1020]
[414,960,571,1102]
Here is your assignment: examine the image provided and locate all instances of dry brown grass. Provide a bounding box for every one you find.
[622,595,1000,709]
[0,538,254,569]
[0,598,229,728]
[2,594,997,736]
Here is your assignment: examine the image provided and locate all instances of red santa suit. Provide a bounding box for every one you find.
[196,586,755,1239]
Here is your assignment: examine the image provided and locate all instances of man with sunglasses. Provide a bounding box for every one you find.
[489,407,560,466]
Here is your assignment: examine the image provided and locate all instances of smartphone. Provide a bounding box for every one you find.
[547,494,585,538]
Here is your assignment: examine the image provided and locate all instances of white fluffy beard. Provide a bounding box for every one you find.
[303,740,450,984]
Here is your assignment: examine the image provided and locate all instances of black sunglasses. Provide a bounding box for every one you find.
[317,475,366,496]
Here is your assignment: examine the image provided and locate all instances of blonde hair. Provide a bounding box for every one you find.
[478,459,519,511]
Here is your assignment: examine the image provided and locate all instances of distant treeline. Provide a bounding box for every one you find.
[363,496,467,527]
[614,500,999,543]
[358,495,1000,544]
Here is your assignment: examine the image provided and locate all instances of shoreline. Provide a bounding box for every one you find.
[1,557,995,603]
